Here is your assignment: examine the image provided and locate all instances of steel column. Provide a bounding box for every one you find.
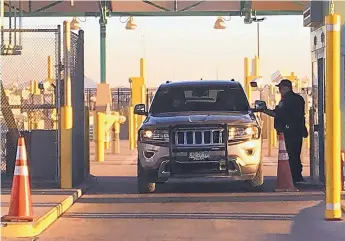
[100,20,106,84]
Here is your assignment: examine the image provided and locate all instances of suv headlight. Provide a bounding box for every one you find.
[228,125,260,141]
[139,129,169,142]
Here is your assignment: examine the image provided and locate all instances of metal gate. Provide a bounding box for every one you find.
[1,27,61,183]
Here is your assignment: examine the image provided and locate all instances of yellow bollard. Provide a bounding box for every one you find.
[29,80,40,95]
[60,106,73,188]
[29,80,35,94]
[128,106,135,150]
[96,112,105,162]
[306,124,310,149]
[273,130,277,148]
[268,85,277,149]
[324,6,342,220]
[34,80,40,95]
[112,112,121,154]
[105,131,111,150]
[267,116,272,157]
[60,21,73,189]
[296,78,302,93]
[273,128,277,148]
[107,127,112,150]
[48,56,53,80]
[134,114,138,148]
[140,85,147,124]
[253,55,259,76]
[244,57,251,103]
[140,58,146,80]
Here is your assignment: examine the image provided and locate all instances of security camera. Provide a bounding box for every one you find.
[250,81,258,88]
[244,17,253,24]
[244,9,253,24]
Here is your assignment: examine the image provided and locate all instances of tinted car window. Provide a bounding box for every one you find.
[150,84,249,114]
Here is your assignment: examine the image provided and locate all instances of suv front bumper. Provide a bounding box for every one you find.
[138,138,262,182]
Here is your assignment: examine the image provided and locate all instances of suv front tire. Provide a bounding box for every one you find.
[137,160,156,194]
[247,161,264,191]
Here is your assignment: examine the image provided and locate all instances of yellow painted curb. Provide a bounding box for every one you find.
[1,189,83,238]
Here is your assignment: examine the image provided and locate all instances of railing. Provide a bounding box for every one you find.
[84,87,156,112]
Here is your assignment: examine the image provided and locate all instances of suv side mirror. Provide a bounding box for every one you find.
[134,104,147,115]
[253,100,267,112]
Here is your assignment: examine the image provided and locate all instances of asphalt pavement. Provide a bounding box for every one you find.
[2,141,345,241]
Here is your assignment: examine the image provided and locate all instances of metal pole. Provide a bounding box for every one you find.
[257,22,260,58]
[324,3,342,220]
[100,20,106,83]
[244,57,251,103]
[141,34,146,58]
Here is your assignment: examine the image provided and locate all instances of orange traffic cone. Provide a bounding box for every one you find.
[2,137,34,222]
[275,133,298,192]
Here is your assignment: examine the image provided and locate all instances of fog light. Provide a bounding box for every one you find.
[246,148,255,156]
[143,150,155,159]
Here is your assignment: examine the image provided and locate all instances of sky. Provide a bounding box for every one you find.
[2,15,312,88]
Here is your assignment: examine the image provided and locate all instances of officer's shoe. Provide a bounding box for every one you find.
[294,177,307,184]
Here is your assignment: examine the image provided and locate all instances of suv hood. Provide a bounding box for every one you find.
[143,112,257,128]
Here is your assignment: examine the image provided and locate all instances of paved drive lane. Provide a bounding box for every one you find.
[3,144,345,241]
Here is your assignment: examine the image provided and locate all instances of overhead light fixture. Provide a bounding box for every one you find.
[125,17,137,30]
[214,16,231,30]
[70,17,81,30]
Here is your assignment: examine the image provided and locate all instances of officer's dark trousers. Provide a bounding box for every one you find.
[284,134,303,182]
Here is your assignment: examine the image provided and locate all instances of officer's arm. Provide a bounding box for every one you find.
[263,107,276,117]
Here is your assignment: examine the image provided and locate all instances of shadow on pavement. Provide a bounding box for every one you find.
[265,201,345,241]
[85,175,324,195]
[80,176,324,204]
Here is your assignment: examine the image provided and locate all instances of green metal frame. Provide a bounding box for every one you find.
[99,0,109,84]
[3,0,307,87]
[3,0,306,17]
[4,10,303,17]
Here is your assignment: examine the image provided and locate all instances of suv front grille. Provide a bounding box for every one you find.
[172,128,225,146]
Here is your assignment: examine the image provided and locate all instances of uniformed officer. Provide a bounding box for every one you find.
[263,79,308,184]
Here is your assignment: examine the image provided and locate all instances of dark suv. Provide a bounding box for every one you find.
[134,80,263,193]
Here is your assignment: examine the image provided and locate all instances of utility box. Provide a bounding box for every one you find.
[6,130,58,182]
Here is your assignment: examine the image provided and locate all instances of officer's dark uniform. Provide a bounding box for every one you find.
[273,80,308,183]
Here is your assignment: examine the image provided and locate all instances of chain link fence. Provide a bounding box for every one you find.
[84,87,157,113]
[0,27,61,176]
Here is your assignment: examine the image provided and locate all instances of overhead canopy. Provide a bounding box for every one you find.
[4,1,309,17]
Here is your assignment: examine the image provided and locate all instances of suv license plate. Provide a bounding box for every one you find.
[189,151,210,161]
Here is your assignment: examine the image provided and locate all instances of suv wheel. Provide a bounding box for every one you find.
[248,162,264,190]
[137,160,156,194]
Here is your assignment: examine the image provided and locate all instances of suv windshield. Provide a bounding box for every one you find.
[150,84,250,114]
